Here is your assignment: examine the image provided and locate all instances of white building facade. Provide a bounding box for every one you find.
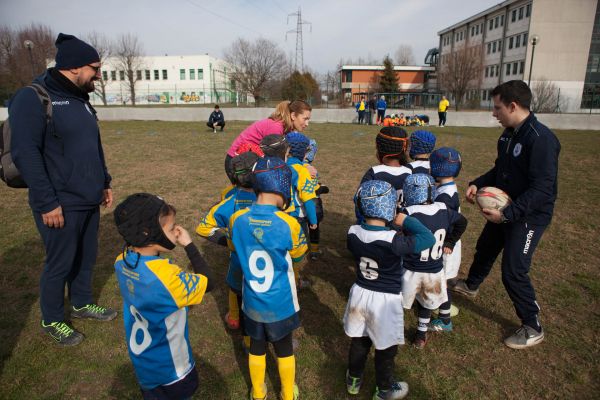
[437,0,598,112]
[92,54,246,106]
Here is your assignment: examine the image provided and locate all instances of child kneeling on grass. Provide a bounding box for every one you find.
[113,193,214,400]
[345,180,435,400]
[229,156,308,400]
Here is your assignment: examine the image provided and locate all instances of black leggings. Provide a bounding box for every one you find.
[250,333,294,358]
[348,336,397,391]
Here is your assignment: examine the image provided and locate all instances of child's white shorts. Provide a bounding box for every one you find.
[402,269,448,310]
[443,239,462,280]
[343,284,405,349]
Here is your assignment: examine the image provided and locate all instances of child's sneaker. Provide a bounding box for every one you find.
[71,304,117,321]
[413,335,427,349]
[41,320,84,346]
[428,319,453,332]
[225,312,240,330]
[346,370,362,395]
[373,381,409,399]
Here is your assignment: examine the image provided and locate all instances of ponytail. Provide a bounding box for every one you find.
[270,100,312,133]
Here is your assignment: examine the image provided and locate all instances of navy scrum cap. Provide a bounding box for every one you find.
[55,33,100,70]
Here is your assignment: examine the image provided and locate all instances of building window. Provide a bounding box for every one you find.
[145,70,150,80]
[493,41,497,53]
[154,70,159,80]
[471,26,475,36]
[506,63,511,76]
[513,62,518,75]
[523,33,528,46]
[136,70,142,80]
[499,39,502,50]
[516,35,521,48]
[520,61,525,74]
[476,24,480,35]
[526,3,531,17]
[487,42,491,54]
[180,69,186,80]
[119,70,125,81]
[495,16,499,29]
[489,20,493,31]
[512,9,517,22]
[509,37,514,49]
[189,69,195,80]
[500,15,504,26]
[198,69,204,79]
[102,71,108,81]
[495,65,499,76]
[111,71,117,81]
[460,31,463,40]
[162,70,168,80]
[481,23,484,33]
[485,66,489,77]
[519,7,524,20]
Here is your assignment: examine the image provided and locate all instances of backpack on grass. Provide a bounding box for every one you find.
[0,83,52,188]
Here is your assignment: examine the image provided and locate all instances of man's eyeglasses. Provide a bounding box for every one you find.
[87,64,101,73]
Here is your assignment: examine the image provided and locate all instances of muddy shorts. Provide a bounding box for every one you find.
[402,269,448,310]
[343,284,405,349]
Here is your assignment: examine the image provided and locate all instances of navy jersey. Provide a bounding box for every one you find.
[402,203,462,273]
[408,160,430,175]
[434,182,460,212]
[347,219,432,294]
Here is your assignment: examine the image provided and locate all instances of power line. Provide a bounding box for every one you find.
[286,6,311,72]
[185,0,263,35]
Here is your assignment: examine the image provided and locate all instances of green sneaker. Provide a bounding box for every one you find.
[373,381,409,399]
[41,320,84,346]
[346,370,362,395]
[71,304,117,321]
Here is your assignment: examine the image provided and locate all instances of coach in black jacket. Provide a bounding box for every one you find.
[10,33,116,346]
[451,80,560,350]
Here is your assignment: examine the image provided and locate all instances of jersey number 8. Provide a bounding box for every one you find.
[420,229,446,262]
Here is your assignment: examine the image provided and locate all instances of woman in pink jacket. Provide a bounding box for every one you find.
[225,100,312,181]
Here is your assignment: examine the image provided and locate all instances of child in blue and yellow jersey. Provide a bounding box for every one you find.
[304,138,329,260]
[229,156,308,400]
[196,152,259,341]
[113,193,214,400]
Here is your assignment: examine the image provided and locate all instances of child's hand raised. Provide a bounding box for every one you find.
[174,225,192,247]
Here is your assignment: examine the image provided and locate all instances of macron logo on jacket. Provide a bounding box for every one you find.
[51,100,70,106]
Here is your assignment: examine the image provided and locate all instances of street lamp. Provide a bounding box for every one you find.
[527,34,540,87]
[23,40,35,79]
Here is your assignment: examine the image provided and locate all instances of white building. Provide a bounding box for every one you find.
[437,0,598,112]
[92,54,246,106]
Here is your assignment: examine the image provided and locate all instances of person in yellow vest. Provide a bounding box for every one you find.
[438,95,450,127]
[356,96,367,124]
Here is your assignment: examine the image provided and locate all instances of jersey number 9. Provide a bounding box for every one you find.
[248,250,275,292]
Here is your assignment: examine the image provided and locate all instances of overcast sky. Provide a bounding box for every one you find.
[1,0,500,73]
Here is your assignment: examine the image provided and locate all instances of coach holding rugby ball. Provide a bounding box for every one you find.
[451,80,561,350]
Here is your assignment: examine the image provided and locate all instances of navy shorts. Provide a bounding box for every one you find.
[244,312,300,342]
[141,366,198,400]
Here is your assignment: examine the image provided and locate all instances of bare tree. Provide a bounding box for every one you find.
[394,44,415,66]
[86,31,112,106]
[224,38,287,106]
[114,33,144,105]
[531,79,565,113]
[438,46,482,110]
[0,24,55,101]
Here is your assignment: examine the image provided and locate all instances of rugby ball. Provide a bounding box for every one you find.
[476,187,511,210]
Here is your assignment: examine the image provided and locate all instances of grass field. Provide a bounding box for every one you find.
[0,120,598,399]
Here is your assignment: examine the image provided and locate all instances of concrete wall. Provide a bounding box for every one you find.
[2,106,600,130]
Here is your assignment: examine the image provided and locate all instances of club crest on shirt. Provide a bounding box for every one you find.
[513,143,522,157]
[253,227,264,242]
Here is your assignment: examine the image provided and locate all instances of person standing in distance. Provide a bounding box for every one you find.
[438,95,450,127]
[10,33,115,346]
[450,80,560,349]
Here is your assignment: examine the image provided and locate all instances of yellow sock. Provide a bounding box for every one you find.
[243,335,251,349]
[228,289,239,321]
[249,354,267,399]
[277,355,296,400]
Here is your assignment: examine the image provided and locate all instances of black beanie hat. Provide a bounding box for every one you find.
[55,33,100,70]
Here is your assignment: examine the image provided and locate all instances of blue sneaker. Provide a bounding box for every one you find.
[373,381,409,399]
[346,370,362,395]
[429,319,453,332]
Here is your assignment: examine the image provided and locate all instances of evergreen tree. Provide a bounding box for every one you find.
[379,56,398,93]
[282,70,319,101]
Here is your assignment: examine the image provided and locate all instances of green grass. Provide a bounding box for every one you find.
[0,121,599,399]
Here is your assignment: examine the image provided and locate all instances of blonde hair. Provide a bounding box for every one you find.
[270,100,312,133]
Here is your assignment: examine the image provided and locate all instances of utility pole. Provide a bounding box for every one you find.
[286,6,311,72]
